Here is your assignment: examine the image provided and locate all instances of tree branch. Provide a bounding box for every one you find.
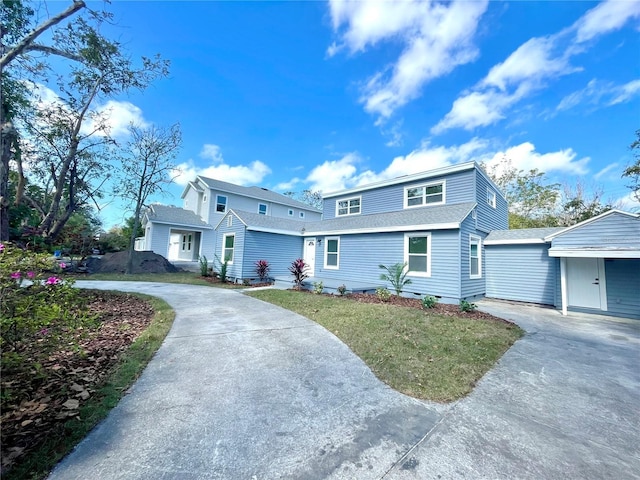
[23,44,84,63]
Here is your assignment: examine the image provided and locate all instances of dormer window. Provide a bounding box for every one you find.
[336,197,361,216]
[216,195,227,213]
[405,181,445,208]
[258,203,268,215]
[487,188,496,209]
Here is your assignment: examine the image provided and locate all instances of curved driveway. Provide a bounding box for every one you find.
[49,282,640,479]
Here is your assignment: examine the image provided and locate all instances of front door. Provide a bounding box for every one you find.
[303,238,316,276]
[567,258,604,310]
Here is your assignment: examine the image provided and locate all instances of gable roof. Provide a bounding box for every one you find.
[544,209,640,241]
[322,161,506,202]
[184,176,321,212]
[218,210,307,235]
[485,227,563,245]
[144,204,212,229]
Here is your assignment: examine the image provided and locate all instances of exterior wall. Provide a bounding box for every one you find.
[242,231,304,279]
[475,170,508,232]
[182,187,201,216]
[312,229,462,302]
[323,170,477,220]
[215,215,246,280]
[604,259,640,319]
[485,243,558,305]
[460,214,486,299]
[148,223,171,258]
[551,212,640,248]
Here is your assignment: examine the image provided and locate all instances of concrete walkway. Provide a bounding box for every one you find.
[49,283,640,479]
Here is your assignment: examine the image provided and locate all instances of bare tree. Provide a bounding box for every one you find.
[118,123,182,274]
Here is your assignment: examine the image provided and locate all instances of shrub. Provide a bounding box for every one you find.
[312,281,324,295]
[460,299,477,312]
[254,259,270,282]
[242,278,251,286]
[199,255,209,276]
[379,262,412,295]
[376,287,391,302]
[214,255,230,283]
[288,258,308,289]
[337,284,347,296]
[421,295,438,309]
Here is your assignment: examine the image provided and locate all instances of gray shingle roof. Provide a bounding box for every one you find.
[197,176,321,212]
[230,210,308,233]
[485,227,563,244]
[146,204,212,228]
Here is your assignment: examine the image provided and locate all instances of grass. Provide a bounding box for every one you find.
[4,294,175,480]
[82,272,245,288]
[247,290,524,403]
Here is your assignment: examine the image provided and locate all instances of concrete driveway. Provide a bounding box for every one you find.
[49,282,640,479]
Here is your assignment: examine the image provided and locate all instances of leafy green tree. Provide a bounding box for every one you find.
[622,130,640,203]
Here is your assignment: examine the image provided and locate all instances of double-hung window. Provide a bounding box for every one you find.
[405,234,431,276]
[487,188,496,209]
[405,182,444,208]
[216,195,227,213]
[258,203,268,215]
[469,235,481,278]
[324,237,340,269]
[336,197,361,216]
[222,233,235,263]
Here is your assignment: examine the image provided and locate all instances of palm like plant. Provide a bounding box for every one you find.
[379,262,412,295]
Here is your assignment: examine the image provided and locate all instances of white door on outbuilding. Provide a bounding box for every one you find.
[567,258,606,310]
[303,238,316,277]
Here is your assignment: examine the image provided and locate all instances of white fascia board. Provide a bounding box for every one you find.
[148,220,213,230]
[305,222,460,236]
[323,162,476,199]
[213,210,248,230]
[485,239,549,245]
[246,227,303,236]
[548,248,640,258]
[544,209,639,241]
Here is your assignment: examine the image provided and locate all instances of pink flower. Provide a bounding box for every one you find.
[0,243,5,252]
[27,271,36,279]
[11,271,21,279]
[59,262,67,269]
[46,276,62,285]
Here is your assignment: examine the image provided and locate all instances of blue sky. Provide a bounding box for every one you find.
[79,0,639,228]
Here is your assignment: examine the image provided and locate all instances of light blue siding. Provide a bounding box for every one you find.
[460,214,486,299]
[149,224,171,258]
[485,244,558,305]
[551,212,640,248]
[323,170,477,220]
[475,170,508,232]
[605,259,640,319]
[243,232,303,278]
[215,215,246,280]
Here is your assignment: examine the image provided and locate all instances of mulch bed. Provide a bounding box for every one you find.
[1,291,155,475]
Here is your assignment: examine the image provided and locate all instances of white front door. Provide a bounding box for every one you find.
[303,238,316,276]
[168,233,181,260]
[567,258,605,310]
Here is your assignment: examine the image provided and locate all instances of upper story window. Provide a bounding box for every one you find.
[288,209,294,217]
[216,195,227,213]
[336,197,361,216]
[487,188,496,209]
[405,181,445,208]
[258,203,268,215]
[299,212,305,219]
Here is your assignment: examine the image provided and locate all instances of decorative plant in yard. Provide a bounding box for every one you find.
[337,284,347,296]
[422,295,438,309]
[376,287,391,302]
[199,255,209,276]
[288,258,308,290]
[460,299,478,312]
[254,259,270,282]
[214,255,230,283]
[312,281,324,294]
[379,262,412,295]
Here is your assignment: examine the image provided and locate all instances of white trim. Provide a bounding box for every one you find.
[214,210,248,230]
[548,248,640,258]
[305,222,460,237]
[404,180,446,209]
[404,233,432,277]
[288,209,294,217]
[335,196,362,217]
[544,209,640,241]
[300,212,305,219]
[246,226,303,236]
[146,220,213,230]
[598,258,608,311]
[258,203,268,215]
[560,258,568,315]
[227,215,232,227]
[324,236,340,270]
[486,187,496,209]
[215,194,228,213]
[469,235,482,279]
[222,233,235,264]
[484,238,549,245]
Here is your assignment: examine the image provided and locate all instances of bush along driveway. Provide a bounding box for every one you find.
[49,282,640,480]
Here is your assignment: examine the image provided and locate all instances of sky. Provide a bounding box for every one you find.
[62,0,640,228]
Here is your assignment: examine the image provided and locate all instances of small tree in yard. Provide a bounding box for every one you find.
[379,262,412,295]
[254,259,270,282]
[288,258,308,289]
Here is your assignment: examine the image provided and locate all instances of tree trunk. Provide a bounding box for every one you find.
[125,209,142,275]
[0,120,17,241]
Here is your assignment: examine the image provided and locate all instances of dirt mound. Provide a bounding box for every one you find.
[87,251,180,274]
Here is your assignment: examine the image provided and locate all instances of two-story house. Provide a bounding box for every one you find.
[140,176,322,262]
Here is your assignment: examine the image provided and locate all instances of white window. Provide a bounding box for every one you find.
[181,234,192,251]
[336,196,361,216]
[222,233,235,264]
[470,235,481,279]
[288,209,294,217]
[404,234,431,277]
[227,215,232,227]
[405,182,445,208]
[258,203,268,215]
[324,237,340,269]
[216,195,227,213]
[300,212,305,219]
[487,188,496,209]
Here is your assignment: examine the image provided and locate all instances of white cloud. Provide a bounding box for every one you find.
[485,142,590,176]
[305,152,364,192]
[83,100,149,138]
[274,177,302,192]
[574,0,640,43]
[431,90,518,133]
[594,162,620,181]
[609,79,640,105]
[328,0,488,120]
[557,78,640,111]
[173,145,271,187]
[615,191,640,212]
